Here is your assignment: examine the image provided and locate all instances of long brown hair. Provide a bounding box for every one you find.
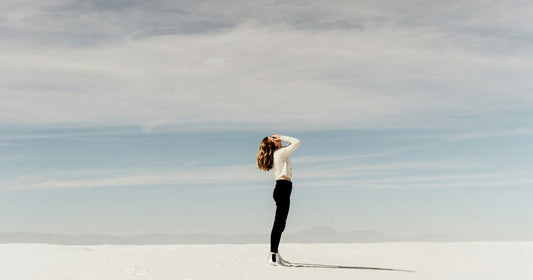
[256,136,277,171]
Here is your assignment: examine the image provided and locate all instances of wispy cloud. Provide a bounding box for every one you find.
[0,157,498,191]
[0,164,266,191]
[295,158,486,180]
[292,147,413,164]
[300,169,533,189]
[0,130,135,140]
[442,127,533,142]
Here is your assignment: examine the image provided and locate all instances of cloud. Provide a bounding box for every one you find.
[0,164,268,190]
[443,127,533,142]
[4,1,533,46]
[0,157,500,191]
[1,1,532,131]
[292,147,413,164]
[299,170,533,189]
[294,158,486,180]
[0,130,131,140]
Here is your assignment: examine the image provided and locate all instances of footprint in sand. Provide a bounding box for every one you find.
[118,265,152,279]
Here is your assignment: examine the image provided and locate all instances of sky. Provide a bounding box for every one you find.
[1,0,532,240]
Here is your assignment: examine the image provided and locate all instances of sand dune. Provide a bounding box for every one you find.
[1,242,531,280]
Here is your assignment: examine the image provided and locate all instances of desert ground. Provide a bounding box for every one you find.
[1,242,531,280]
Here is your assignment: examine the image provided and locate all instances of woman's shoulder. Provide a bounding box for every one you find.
[273,148,288,158]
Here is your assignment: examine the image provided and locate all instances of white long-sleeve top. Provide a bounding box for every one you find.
[273,135,301,180]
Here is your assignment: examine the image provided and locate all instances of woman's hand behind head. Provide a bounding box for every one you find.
[270,133,280,140]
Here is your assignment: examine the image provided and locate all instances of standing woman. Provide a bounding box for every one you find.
[256,133,301,266]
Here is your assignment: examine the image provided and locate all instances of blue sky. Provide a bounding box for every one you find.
[1,127,532,239]
[1,0,532,239]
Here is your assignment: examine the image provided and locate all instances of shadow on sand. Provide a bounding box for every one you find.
[281,260,415,273]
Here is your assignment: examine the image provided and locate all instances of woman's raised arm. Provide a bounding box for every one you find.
[276,135,301,157]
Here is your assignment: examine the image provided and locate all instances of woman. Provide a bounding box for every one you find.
[256,133,301,266]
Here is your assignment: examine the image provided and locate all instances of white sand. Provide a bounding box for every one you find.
[1,242,531,280]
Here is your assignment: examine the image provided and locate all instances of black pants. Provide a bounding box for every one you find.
[270,179,292,253]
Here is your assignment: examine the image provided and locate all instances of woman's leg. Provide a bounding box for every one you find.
[270,180,292,253]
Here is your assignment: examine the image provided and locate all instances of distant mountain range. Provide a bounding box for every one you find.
[284,226,397,243]
[0,226,506,244]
